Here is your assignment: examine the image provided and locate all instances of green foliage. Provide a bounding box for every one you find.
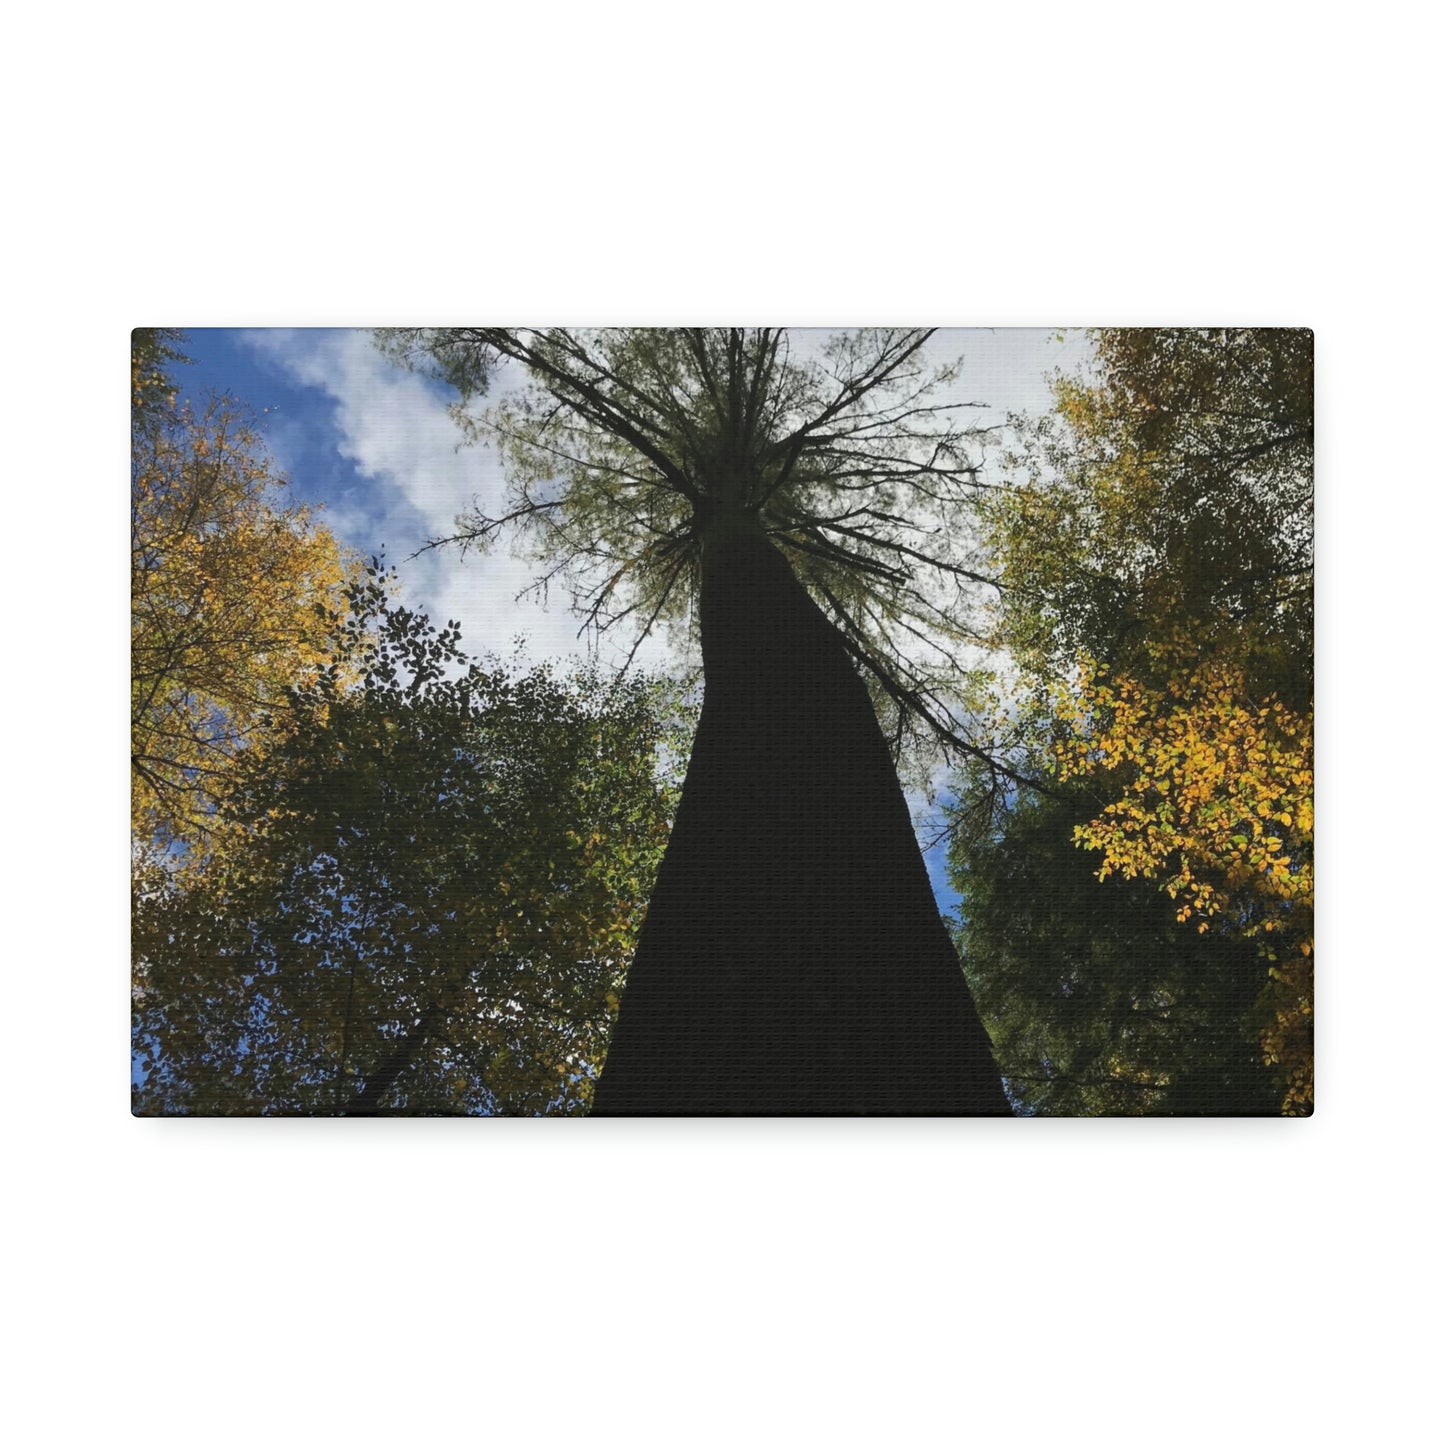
[991,327,1312,693]
[132,568,687,1115]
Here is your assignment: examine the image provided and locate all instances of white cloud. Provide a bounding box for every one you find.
[237,327,1090,683]
[242,328,678,670]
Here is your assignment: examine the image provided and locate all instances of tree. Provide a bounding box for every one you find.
[954,328,1313,1114]
[132,326,188,417]
[948,774,1280,1116]
[131,330,358,850]
[988,328,1312,688]
[380,328,1011,1114]
[132,568,684,1115]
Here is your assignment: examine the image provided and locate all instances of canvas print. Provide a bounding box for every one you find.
[131,328,1313,1117]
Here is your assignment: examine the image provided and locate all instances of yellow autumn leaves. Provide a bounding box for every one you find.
[979,328,1314,1114]
[1055,644,1313,922]
[1053,644,1314,1114]
[131,337,360,851]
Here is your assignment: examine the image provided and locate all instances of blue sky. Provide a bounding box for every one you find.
[167,327,1094,916]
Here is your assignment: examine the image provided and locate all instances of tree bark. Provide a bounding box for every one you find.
[592,515,1010,1115]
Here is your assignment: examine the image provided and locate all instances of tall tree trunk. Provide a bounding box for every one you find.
[592,515,1010,1115]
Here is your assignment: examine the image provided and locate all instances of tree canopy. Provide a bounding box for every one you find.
[133,567,685,1115]
[380,327,1008,774]
[131,326,1312,1117]
[951,328,1314,1114]
[131,329,359,851]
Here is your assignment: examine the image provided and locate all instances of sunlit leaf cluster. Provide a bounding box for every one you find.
[1056,646,1313,921]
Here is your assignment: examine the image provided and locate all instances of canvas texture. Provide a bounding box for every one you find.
[132,327,1313,1117]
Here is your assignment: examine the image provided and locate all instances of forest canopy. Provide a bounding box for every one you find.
[131,327,1313,1117]
[131,334,687,1115]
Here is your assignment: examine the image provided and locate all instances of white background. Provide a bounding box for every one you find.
[5,3,1436,1441]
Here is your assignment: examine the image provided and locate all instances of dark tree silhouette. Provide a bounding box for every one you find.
[380,328,1012,1115]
